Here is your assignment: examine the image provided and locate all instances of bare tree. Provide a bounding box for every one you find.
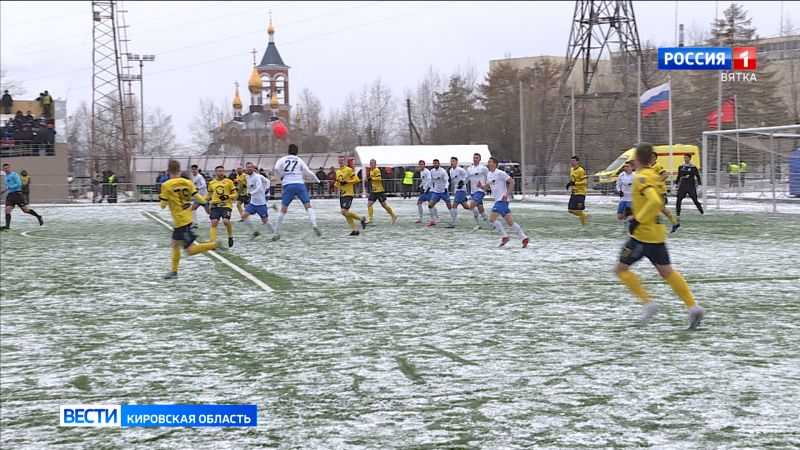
[0,67,26,96]
[781,14,797,36]
[407,65,444,144]
[297,88,322,134]
[686,21,709,46]
[143,107,177,156]
[188,98,225,152]
[358,79,399,146]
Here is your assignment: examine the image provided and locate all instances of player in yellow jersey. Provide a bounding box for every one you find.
[234,166,249,221]
[614,143,705,329]
[334,155,367,236]
[206,165,238,248]
[566,155,588,227]
[651,155,680,233]
[159,159,217,279]
[365,158,397,224]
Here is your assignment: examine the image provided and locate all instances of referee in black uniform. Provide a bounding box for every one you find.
[674,154,704,216]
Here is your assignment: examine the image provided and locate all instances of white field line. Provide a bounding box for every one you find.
[144,211,274,293]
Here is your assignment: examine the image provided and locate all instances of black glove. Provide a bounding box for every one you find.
[627,217,640,235]
[339,180,348,186]
[566,181,575,190]
[618,190,624,198]
[417,186,423,193]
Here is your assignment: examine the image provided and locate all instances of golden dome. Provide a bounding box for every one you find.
[248,65,262,94]
[233,87,243,109]
[294,108,301,124]
[270,92,279,109]
[268,16,275,36]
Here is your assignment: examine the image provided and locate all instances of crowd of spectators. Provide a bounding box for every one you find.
[1,90,56,157]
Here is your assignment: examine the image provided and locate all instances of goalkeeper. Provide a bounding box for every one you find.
[613,143,705,330]
[206,165,238,248]
[674,153,704,216]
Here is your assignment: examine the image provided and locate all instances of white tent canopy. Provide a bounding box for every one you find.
[353,145,491,168]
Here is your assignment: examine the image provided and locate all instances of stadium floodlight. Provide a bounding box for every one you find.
[125,53,156,155]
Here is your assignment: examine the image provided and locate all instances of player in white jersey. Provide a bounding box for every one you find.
[190,164,210,228]
[272,143,322,240]
[426,159,452,227]
[615,160,634,226]
[486,157,529,248]
[467,152,490,230]
[241,162,276,238]
[448,156,473,228]
[414,160,432,223]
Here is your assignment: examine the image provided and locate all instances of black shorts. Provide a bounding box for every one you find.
[172,224,197,248]
[340,196,354,210]
[210,207,232,221]
[237,194,250,204]
[619,238,671,266]
[368,192,387,203]
[568,194,585,211]
[4,191,26,208]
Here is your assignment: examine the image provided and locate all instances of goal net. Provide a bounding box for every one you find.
[701,124,800,213]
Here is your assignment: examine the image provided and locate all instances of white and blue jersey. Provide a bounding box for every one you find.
[450,166,469,204]
[429,167,450,203]
[275,155,319,207]
[192,173,208,206]
[487,168,512,217]
[245,172,271,217]
[467,163,489,203]
[417,168,432,202]
[616,171,634,214]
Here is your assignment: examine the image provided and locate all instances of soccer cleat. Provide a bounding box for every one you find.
[413,218,422,224]
[500,236,510,247]
[37,216,44,226]
[252,231,260,238]
[349,230,360,236]
[391,215,398,224]
[426,221,436,227]
[688,305,705,330]
[473,225,481,231]
[522,237,529,248]
[271,234,281,242]
[360,217,368,230]
[313,226,322,237]
[445,224,455,228]
[228,236,234,248]
[162,271,178,280]
[640,302,660,326]
[0,226,8,231]
[366,219,374,224]
[671,223,681,233]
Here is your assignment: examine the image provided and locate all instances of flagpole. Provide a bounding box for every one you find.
[734,94,740,192]
[637,55,642,143]
[716,71,722,209]
[668,77,673,178]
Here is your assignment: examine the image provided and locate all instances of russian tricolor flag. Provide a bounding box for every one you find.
[640,82,670,117]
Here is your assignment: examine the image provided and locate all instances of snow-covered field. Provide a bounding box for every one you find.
[1,198,798,448]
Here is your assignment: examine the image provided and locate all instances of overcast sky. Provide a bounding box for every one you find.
[1,1,796,150]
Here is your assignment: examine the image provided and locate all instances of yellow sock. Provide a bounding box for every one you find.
[187,241,217,256]
[346,211,361,222]
[665,271,697,308]
[384,204,395,217]
[579,211,587,226]
[237,203,243,217]
[368,204,374,221]
[225,223,233,236]
[171,246,180,273]
[210,226,218,241]
[617,270,650,303]
[345,216,355,230]
[665,211,678,225]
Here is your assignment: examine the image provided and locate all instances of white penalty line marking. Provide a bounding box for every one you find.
[144,211,274,293]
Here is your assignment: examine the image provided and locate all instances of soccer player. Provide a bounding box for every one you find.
[414,160,432,224]
[365,159,397,224]
[159,159,217,279]
[427,158,452,227]
[190,164,210,228]
[448,157,471,228]
[614,143,705,329]
[241,162,275,238]
[566,155,588,227]
[485,157,529,247]
[206,165,237,248]
[335,155,367,235]
[651,154,680,233]
[674,153,704,217]
[1,163,43,230]
[234,166,249,221]
[273,143,322,240]
[467,153,490,230]
[616,160,634,225]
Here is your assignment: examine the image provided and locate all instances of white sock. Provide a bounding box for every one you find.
[417,203,423,219]
[511,223,526,239]
[492,220,508,237]
[450,208,457,224]
[471,207,480,225]
[265,222,276,233]
[307,208,317,227]
[275,212,286,234]
[243,217,254,230]
[192,209,198,225]
[481,211,489,221]
[429,206,436,221]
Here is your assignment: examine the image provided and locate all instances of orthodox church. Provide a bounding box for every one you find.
[204,16,324,155]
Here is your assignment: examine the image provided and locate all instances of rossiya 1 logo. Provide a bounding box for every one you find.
[658,47,757,82]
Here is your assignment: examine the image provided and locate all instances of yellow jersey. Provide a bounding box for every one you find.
[206,178,237,208]
[160,177,205,228]
[369,168,384,193]
[569,166,587,195]
[651,162,668,195]
[335,166,359,197]
[631,167,666,243]
[235,173,248,196]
